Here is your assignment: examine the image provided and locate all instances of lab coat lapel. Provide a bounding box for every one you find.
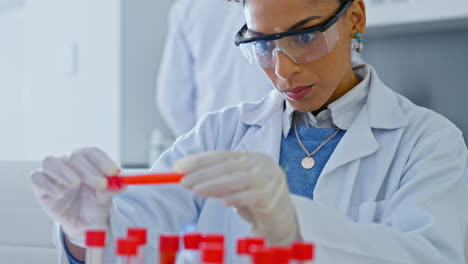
[238,109,283,163]
[237,91,284,162]
[320,105,380,178]
[317,65,408,183]
[313,66,408,209]
[313,106,380,209]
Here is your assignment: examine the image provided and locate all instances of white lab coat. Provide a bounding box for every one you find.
[54,64,468,263]
[156,0,272,136]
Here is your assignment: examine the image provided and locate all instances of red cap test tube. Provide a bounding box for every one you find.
[159,234,180,264]
[183,233,203,250]
[236,237,265,264]
[182,233,203,264]
[236,237,265,255]
[270,246,292,264]
[127,228,147,264]
[252,248,276,264]
[116,238,139,264]
[85,230,106,264]
[291,242,315,264]
[201,243,224,264]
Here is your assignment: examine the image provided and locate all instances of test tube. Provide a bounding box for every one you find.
[127,228,147,264]
[291,242,314,264]
[107,173,185,190]
[183,233,203,264]
[251,248,275,264]
[200,243,224,264]
[160,234,180,264]
[116,238,139,264]
[85,230,106,264]
[270,246,292,264]
[236,237,265,264]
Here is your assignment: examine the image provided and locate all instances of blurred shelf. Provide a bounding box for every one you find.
[366,0,468,35]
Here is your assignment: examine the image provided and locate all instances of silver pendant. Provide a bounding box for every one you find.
[301,157,315,169]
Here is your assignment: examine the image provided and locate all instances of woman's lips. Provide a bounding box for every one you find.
[283,85,313,100]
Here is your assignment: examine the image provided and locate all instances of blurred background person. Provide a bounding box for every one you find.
[156,0,273,137]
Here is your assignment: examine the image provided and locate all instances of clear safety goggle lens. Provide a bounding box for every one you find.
[239,23,340,68]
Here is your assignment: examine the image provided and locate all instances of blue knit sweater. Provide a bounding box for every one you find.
[280,125,346,200]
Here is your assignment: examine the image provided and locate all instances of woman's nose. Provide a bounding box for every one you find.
[274,50,301,80]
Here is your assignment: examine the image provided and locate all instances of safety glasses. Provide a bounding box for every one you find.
[234,0,354,68]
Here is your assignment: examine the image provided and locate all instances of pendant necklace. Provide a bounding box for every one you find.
[293,118,341,169]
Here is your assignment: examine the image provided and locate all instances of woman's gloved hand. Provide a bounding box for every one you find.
[175,152,300,245]
[30,147,122,247]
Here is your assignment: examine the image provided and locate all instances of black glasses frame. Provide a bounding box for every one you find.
[234,0,354,46]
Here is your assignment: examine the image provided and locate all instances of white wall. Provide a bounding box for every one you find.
[0,0,173,166]
[0,1,123,162]
[21,0,122,161]
[0,161,56,263]
[363,28,468,143]
[0,8,26,160]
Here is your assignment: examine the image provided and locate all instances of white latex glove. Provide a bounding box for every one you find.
[175,152,300,245]
[30,147,122,247]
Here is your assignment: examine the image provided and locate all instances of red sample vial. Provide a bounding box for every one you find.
[127,228,147,264]
[201,243,224,264]
[291,242,314,264]
[159,234,180,264]
[252,248,276,264]
[270,246,292,264]
[85,230,106,264]
[116,238,139,264]
[183,233,203,264]
[236,237,265,264]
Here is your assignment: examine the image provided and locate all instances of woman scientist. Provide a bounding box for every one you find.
[31,0,468,263]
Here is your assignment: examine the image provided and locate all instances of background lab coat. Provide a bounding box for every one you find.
[156,0,272,136]
[54,65,468,264]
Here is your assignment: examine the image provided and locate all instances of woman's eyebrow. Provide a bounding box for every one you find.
[247,29,266,37]
[247,16,321,36]
[289,16,322,31]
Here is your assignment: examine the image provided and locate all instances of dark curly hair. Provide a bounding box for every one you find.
[228,0,347,4]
